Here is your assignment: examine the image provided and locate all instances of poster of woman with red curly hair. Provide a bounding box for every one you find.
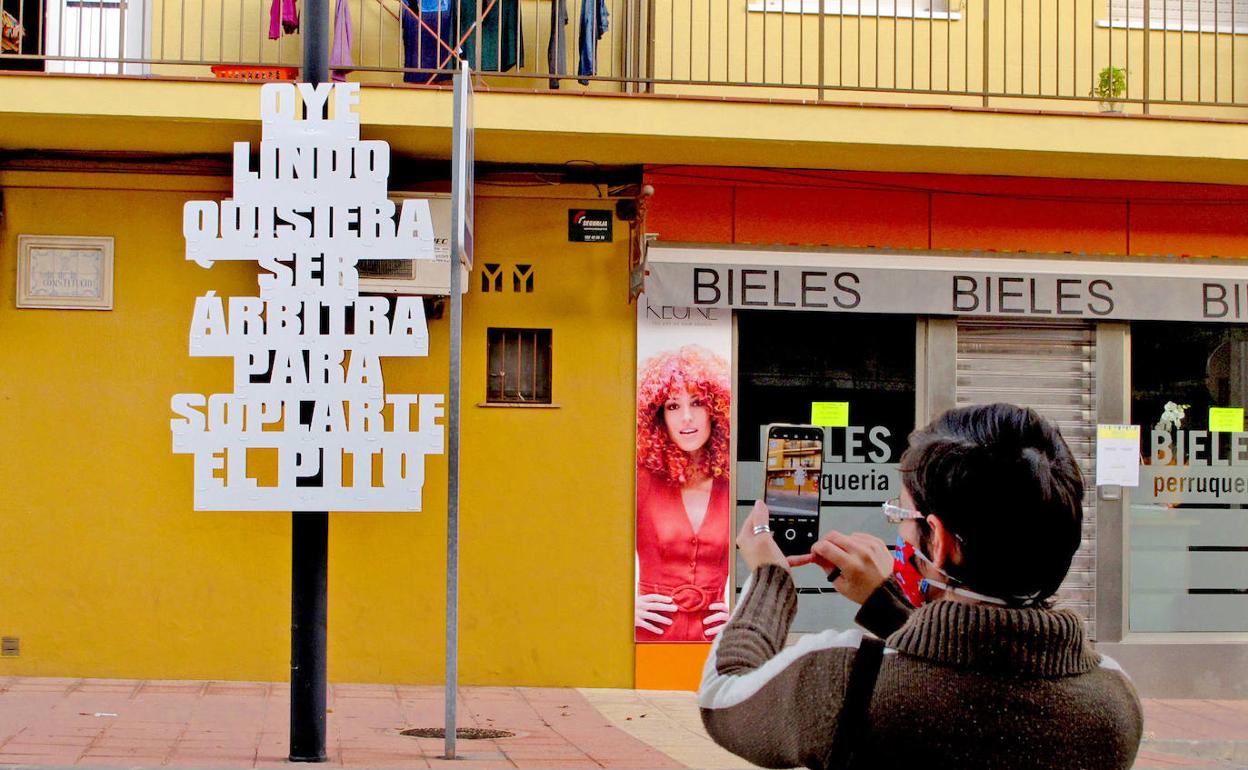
[635,298,732,643]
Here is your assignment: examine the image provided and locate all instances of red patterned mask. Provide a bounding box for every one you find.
[892,535,928,608]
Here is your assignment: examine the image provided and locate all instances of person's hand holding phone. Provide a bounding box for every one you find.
[738,501,808,571]
[790,530,892,604]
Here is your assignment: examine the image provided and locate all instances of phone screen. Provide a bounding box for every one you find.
[763,427,823,518]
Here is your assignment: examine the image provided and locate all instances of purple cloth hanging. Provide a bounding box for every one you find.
[330,0,353,81]
[269,0,299,40]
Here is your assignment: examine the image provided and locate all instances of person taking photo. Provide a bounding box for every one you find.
[699,403,1143,770]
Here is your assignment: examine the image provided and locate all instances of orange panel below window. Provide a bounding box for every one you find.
[635,643,712,691]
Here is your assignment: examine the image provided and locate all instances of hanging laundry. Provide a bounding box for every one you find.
[330,0,353,81]
[547,0,567,88]
[457,0,521,73]
[401,0,454,83]
[577,0,607,84]
[268,0,299,40]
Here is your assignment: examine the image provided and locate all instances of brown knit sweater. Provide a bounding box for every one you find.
[699,565,1143,770]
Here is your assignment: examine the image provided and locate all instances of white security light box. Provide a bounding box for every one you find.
[171,82,446,512]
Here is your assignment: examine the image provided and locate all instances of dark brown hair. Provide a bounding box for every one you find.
[900,403,1084,606]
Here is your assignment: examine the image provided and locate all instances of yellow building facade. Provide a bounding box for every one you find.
[4,0,1248,695]
[0,165,636,685]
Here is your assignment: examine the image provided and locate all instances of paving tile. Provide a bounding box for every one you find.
[1133,749,1233,769]
[424,753,511,763]
[0,752,86,764]
[77,756,170,767]
[0,742,89,757]
[339,748,428,766]
[91,738,176,750]
[4,734,99,747]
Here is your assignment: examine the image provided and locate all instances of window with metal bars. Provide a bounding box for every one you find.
[1109,0,1248,32]
[486,328,553,404]
[751,0,953,16]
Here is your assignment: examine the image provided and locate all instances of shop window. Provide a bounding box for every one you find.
[486,328,552,404]
[736,311,915,632]
[1130,322,1248,633]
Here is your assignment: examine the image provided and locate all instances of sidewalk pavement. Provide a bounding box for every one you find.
[0,678,1243,769]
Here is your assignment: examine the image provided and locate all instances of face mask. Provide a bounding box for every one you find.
[892,535,1010,608]
[892,535,929,607]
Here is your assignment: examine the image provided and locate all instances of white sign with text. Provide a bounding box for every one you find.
[171,82,445,511]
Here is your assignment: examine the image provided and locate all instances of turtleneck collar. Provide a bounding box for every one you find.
[887,599,1100,677]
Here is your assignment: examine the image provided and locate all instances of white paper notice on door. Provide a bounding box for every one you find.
[1096,424,1141,487]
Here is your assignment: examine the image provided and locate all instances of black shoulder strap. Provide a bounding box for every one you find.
[824,636,885,770]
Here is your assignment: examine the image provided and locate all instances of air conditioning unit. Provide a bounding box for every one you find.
[359,193,464,295]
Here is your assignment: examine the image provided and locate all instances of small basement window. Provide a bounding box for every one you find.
[486,328,553,404]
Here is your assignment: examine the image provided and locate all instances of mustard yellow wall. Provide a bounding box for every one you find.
[0,171,636,685]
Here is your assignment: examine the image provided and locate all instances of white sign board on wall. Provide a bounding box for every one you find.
[171,82,446,512]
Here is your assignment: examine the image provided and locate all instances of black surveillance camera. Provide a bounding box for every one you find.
[616,199,639,222]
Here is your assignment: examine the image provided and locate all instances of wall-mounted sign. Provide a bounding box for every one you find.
[634,296,731,644]
[1095,424,1140,487]
[569,209,612,242]
[1142,428,1248,503]
[16,235,114,310]
[171,82,444,512]
[1209,407,1245,433]
[645,244,1248,323]
[810,401,849,428]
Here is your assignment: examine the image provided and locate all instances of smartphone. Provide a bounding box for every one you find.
[763,424,824,557]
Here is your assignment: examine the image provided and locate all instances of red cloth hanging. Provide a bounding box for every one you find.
[269,0,300,40]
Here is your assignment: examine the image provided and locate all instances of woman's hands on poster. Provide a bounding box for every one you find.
[739,501,892,605]
[703,602,729,638]
[635,593,678,634]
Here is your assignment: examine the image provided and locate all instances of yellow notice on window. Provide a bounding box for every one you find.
[811,401,849,428]
[1097,425,1139,441]
[1209,407,1245,433]
[1095,424,1140,487]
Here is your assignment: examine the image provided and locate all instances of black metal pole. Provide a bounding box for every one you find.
[290,512,328,762]
[290,0,330,762]
[302,0,330,84]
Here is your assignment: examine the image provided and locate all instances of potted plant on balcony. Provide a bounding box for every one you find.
[1091,66,1127,113]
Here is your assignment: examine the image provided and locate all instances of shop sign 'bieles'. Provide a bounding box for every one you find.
[170,82,446,512]
[644,245,1248,324]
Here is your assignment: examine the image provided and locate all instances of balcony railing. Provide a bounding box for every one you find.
[4,0,1248,116]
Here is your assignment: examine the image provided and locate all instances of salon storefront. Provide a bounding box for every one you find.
[636,167,1248,697]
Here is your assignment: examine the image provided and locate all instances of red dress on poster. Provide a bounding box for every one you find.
[635,467,731,642]
[635,344,733,643]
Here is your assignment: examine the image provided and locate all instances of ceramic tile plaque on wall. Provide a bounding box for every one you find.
[16,235,114,310]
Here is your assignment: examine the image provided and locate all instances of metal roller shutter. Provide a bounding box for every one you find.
[955,321,1098,639]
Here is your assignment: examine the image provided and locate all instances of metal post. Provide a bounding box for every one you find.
[1142,0,1151,113]
[290,512,328,763]
[444,217,463,762]
[981,0,990,107]
[303,0,330,83]
[816,0,825,101]
[290,0,330,763]
[444,61,472,762]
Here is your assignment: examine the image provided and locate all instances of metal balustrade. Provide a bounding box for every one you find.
[3,0,1248,114]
